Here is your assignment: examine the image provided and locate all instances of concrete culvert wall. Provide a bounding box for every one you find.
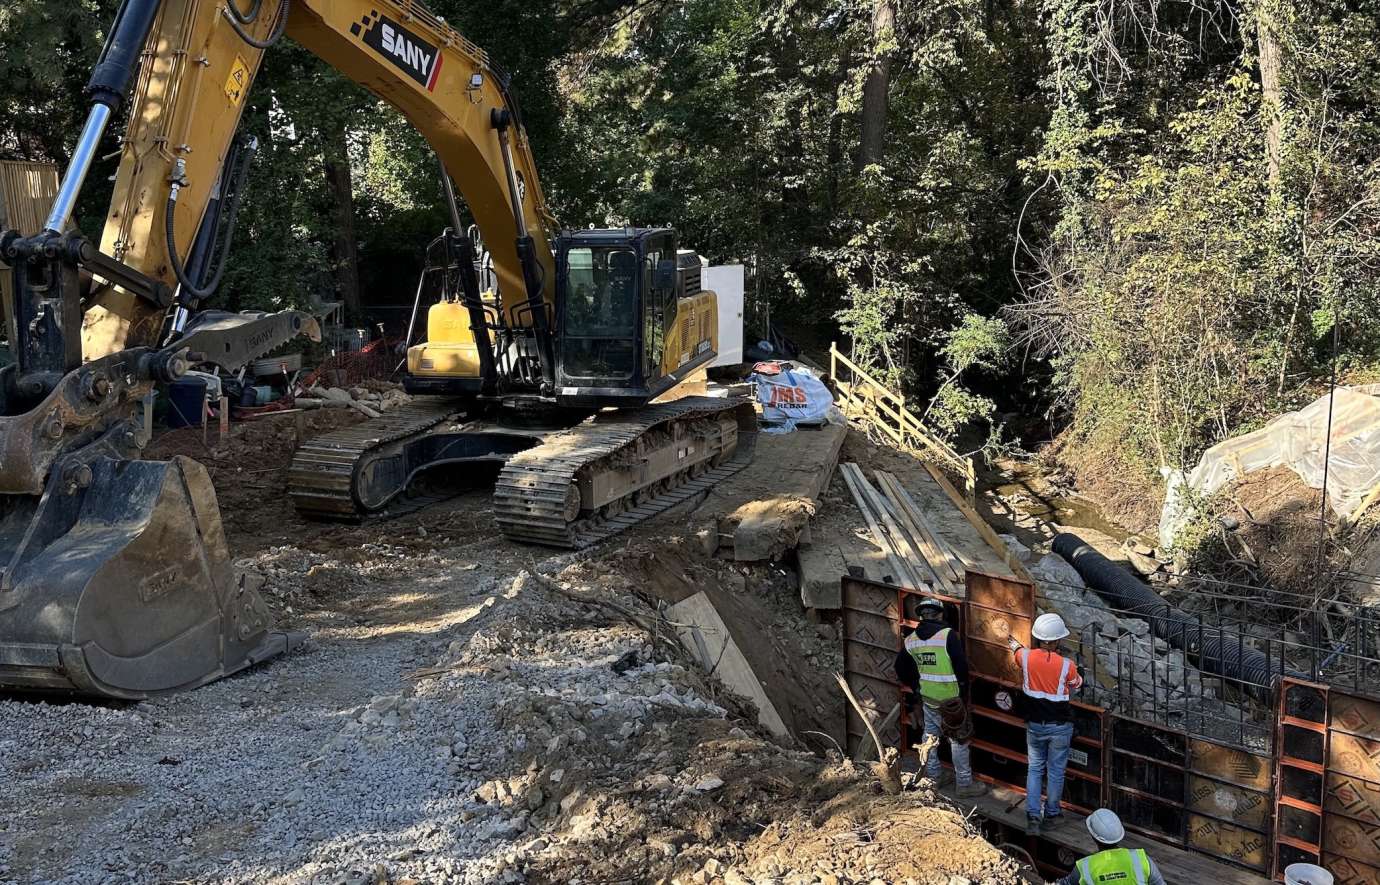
[1051,532,1304,700]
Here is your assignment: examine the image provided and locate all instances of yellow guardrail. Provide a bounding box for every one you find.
[829,341,977,503]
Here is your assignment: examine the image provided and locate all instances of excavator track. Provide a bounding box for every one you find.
[493,396,757,548]
[287,399,465,519]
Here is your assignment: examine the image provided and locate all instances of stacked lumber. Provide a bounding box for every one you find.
[839,462,967,595]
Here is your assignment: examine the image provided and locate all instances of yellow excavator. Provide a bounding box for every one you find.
[0,0,751,699]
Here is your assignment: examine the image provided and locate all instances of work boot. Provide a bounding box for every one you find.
[1043,814,1066,830]
[931,771,955,788]
[956,781,988,799]
[1026,815,1042,836]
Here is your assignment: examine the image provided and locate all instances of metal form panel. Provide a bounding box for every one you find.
[1108,715,1189,846]
[963,571,1105,813]
[1272,680,1380,882]
[1276,679,1328,876]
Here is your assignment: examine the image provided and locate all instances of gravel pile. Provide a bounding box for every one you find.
[0,546,820,885]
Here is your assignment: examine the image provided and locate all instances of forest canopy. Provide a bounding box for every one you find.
[1,0,1377,487]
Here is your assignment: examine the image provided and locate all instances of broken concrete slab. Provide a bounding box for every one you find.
[668,591,790,736]
[798,529,890,609]
[693,422,848,562]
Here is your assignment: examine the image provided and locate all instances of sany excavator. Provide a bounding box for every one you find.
[0,0,752,700]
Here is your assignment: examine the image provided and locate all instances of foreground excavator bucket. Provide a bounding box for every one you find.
[0,455,295,699]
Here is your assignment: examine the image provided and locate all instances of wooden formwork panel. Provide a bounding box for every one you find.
[844,634,897,685]
[843,671,902,758]
[1322,853,1380,885]
[840,577,905,758]
[966,571,1034,622]
[1180,734,1274,873]
[1325,772,1380,826]
[1328,731,1380,783]
[1186,814,1270,871]
[1324,814,1380,869]
[1187,774,1272,831]
[965,571,1033,690]
[1331,693,1380,740]
[1189,738,1274,792]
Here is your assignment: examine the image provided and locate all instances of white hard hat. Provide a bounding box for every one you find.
[1032,613,1070,641]
[1086,809,1125,845]
[917,597,944,612]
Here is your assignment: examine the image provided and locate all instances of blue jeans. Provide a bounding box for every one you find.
[1026,721,1074,818]
[921,703,972,785]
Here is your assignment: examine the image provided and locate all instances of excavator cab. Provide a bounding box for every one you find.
[555,229,661,400]
[406,225,719,410]
[553,227,716,407]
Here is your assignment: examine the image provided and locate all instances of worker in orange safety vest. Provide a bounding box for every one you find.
[1008,612,1083,835]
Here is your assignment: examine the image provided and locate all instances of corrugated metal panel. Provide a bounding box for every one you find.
[0,161,60,339]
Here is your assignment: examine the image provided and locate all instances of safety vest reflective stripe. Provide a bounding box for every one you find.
[1077,848,1149,884]
[905,628,959,700]
[1018,648,1073,701]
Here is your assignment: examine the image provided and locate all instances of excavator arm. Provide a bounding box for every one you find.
[86,0,560,383]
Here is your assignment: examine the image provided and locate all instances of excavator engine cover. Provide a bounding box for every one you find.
[0,455,295,699]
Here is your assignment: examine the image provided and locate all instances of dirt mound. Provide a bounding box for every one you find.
[1214,466,1329,593]
[145,409,365,545]
[562,537,845,752]
[743,784,1018,884]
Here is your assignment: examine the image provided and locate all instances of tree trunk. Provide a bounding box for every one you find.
[857,0,896,170]
[1257,4,1284,189]
[322,128,363,324]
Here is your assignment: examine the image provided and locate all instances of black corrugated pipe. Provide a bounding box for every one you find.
[1051,533,1305,700]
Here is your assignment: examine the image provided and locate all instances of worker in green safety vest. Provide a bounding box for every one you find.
[894,597,985,798]
[1056,809,1167,885]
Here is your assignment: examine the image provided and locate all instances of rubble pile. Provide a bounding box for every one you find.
[1021,543,1255,741]
[301,382,412,418]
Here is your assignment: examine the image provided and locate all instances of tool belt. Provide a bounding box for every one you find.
[937,697,974,743]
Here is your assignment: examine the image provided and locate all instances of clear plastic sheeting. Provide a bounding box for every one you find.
[1160,385,1380,547]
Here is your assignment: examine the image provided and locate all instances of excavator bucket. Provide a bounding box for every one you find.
[0,455,295,699]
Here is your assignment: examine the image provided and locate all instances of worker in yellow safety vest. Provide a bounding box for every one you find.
[894,597,986,798]
[1056,809,1167,885]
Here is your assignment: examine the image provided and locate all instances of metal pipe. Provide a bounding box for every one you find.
[44,104,112,233]
[403,266,428,350]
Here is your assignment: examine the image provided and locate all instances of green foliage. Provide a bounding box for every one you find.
[1012,0,1380,478]
[3,0,1376,484]
[925,313,1009,441]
